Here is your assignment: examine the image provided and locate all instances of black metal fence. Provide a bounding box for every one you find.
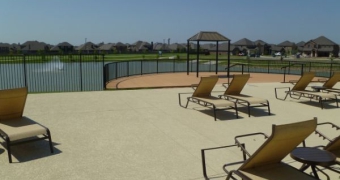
[0,54,104,92]
[104,58,340,87]
[2,55,340,93]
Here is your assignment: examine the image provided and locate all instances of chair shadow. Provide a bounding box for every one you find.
[299,101,339,109]
[0,140,62,163]
[194,107,244,121]
[236,106,274,117]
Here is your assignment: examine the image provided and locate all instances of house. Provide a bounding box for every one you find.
[232,38,256,55]
[75,42,98,54]
[168,43,186,53]
[153,42,170,52]
[303,36,339,57]
[128,41,151,52]
[296,41,305,53]
[98,43,115,53]
[21,41,50,54]
[277,40,296,55]
[0,43,11,54]
[50,42,74,54]
[270,45,285,55]
[254,40,270,55]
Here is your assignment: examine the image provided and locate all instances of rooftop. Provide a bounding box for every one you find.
[1,73,339,179]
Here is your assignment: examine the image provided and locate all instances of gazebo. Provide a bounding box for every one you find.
[187,31,231,77]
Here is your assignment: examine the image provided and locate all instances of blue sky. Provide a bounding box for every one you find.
[1,0,339,46]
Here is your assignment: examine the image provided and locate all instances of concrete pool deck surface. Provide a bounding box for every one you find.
[1,73,340,179]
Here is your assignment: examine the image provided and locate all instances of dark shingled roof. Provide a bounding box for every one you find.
[277,40,295,47]
[296,41,305,47]
[188,31,230,41]
[254,40,268,45]
[232,38,254,46]
[98,43,115,50]
[313,36,337,45]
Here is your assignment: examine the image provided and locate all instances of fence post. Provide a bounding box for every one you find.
[141,60,143,75]
[79,54,83,91]
[23,54,27,87]
[157,59,159,74]
[267,60,270,74]
[330,62,333,77]
[127,61,129,77]
[102,55,106,90]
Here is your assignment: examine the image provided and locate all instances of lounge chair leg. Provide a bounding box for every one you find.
[46,129,54,153]
[267,101,271,115]
[235,104,238,119]
[213,106,217,121]
[247,103,251,117]
[5,137,12,163]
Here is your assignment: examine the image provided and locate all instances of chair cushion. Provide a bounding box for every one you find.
[0,116,47,141]
[192,97,235,107]
[225,94,268,104]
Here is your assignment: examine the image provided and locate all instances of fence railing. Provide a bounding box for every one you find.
[2,55,339,92]
[104,58,340,87]
[0,54,105,92]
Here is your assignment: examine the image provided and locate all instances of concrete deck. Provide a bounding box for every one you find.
[1,73,340,180]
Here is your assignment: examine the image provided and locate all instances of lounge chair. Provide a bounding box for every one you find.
[201,118,318,180]
[0,87,53,163]
[319,72,340,94]
[178,76,238,121]
[314,122,340,174]
[219,74,270,117]
[275,72,339,109]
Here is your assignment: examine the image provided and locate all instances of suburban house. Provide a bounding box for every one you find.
[296,41,305,53]
[302,36,339,57]
[75,42,98,54]
[277,40,296,55]
[50,42,74,54]
[98,43,116,53]
[21,41,51,54]
[168,43,186,52]
[232,38,256,55]
[153,42,170,52]
[127,41,151,52]
[254,40,271,55]
[0,43,11,54]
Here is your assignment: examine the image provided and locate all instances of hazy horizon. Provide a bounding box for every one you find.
[1,0,340,46]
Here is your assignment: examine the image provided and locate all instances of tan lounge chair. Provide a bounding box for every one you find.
[0,87,53,163]
[219,74,270,117]
[320,72,340,94]
[201,118,317,180]
[178,76,238,121]
[275,72,339,109]
[314,122,340,174]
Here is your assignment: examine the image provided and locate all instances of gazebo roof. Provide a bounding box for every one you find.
[188,31,230,41]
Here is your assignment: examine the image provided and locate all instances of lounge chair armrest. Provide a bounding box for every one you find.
[234,132,269,157]
[191,84,198,90]
[178,92,193,108]
[234,132,269,142]
[317,122,340,130]
[274,87,291,100]
[222,83,229,88]
[315,122,340,141]
[201,144,239,180]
